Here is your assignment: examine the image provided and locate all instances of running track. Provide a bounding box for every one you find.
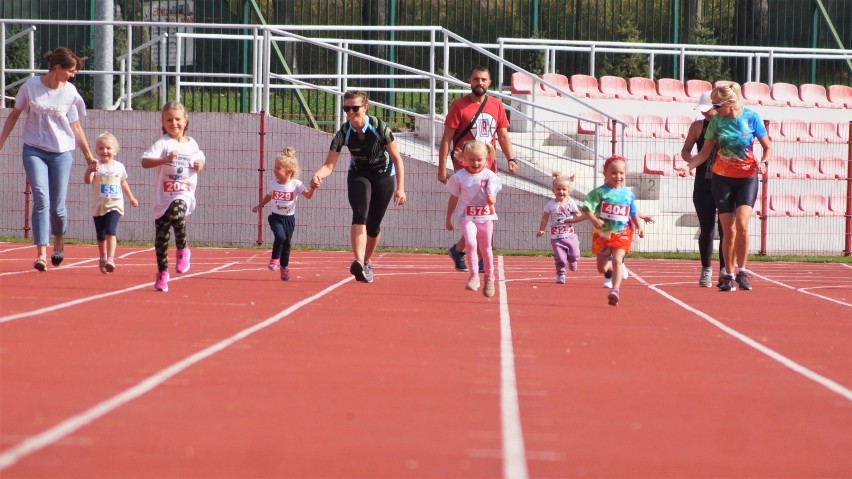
[1,244,850,478]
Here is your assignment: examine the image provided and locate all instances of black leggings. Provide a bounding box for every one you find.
[693,178,724,269]
[154,199,188,272]
[347,170,395,237]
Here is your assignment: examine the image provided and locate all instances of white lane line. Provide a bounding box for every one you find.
[0,263,237,324]
[0,246,33,253]
[630,271,852,401]
[498,256,529,479]
[747,270,852,307]
[0,275,354,470]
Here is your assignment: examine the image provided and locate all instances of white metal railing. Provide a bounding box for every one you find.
[497,38,852,86]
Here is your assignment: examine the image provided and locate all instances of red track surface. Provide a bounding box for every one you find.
[1,244,850,478]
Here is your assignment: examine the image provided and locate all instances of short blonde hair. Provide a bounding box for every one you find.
[551,170,575,188]
[275,147,300,179]
[96,131,119,152]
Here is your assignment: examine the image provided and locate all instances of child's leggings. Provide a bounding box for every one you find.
[550,235,580,275]
[154,199,188,272]
[268,213,295,267]
[461,219,494,280]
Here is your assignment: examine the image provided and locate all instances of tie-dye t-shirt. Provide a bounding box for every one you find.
[705,108,767,178]
[581,184,637,237]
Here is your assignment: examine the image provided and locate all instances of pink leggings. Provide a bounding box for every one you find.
[460,219,494,280]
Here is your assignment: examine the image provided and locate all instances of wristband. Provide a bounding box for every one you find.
[761,161,769,167]
[85,153,95,161]
[508,158,517,163]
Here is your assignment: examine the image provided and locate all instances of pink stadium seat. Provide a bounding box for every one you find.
[685,79,712,99]
[818,156,847,179]
[636,114,673,138]
[665,115,692,139]
[577,111,607,135]
[781,119,818,142]
[542,73,570,96]
[770,156,794,179]
[798,194,829,216]
[656,78,690,102]
[770,82,808,107]
[613,114,639,136]
[799,84,842,109]
[765,120,784,142]
[569,74,614,99]
[809,121,843,143]
[826,85,852,108]
[643,152,673,176]
[510,72,533,94]
[769,194,803,217]
[627,77,670,101]
[713,80,730,89]
[742,82,786,106]
[599,75,644,100]
[828,194,848,216]
[837,122,850,142]
[789,155,823,179]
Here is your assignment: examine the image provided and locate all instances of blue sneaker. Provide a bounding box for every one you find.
[448,245,468,272]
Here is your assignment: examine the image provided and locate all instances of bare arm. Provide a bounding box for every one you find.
[301,185,317,200]
[311,150,341,189]
[386,140,406,206]
[757,135,772,175]
[676,139,717,177]
[437,126,456,184]
[679,120,703,164]
[537,212,550,237]
[121,178,139,207]
[141,151,175,169]
[445,195,459,231]
[83,164,96,184]
[0,109,22,150]
[252,193,272,213]
[496,127,517,175]
[70,120,97,168]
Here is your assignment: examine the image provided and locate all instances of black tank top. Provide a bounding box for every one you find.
[694,119,716,182]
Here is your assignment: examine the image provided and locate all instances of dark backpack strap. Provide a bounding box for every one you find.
[451,96,488,151]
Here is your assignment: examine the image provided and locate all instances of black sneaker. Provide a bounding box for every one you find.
[735,271,752,290]
[448,245,468,272]
[350,260,368,282]
[51,250,64,267]
[478,259,484,273]
[719,275,737,292]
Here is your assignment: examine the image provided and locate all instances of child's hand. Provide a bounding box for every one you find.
[536,230,545,237]
[310,176,322,189]
[130,198,139,208]
[636,228,645,239]
[445,218,454,231]
[486,195,496,205]
[674,166,690,177]
[640,214,655,224]
[592,218,604,228]
[251,205,259,213]
[193,160,205,171]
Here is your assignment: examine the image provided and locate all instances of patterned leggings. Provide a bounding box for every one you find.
[155,200,188,272]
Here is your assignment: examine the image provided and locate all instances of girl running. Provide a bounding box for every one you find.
[537,171,584,284]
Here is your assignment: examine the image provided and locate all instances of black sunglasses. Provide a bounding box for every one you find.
[342,105,364,112]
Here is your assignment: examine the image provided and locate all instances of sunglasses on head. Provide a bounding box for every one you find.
[712,101,728,109]
[342,105,363,112]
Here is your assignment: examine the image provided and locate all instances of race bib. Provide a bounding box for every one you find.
[99,177,122,198]
[163,180,191,193]
[600,201,629,222]
[550,224,574,239]
[272,191,295,201]
[465,204,495,220]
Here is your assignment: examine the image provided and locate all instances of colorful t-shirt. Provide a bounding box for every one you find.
[90,160,128,216]
[705,108,767,178]
[447,168,502,222]
[14,76,87,153]
[445,95,509,172]
[330,116,395,177]
[543,198,580,239]
[141,135,206,219]
[267,179,307,216]
[581,184,637,237]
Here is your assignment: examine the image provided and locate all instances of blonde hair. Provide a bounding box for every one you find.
[460,140,495,163]
[275,147,300,179]
[96,131,119,152]
[711,82,742,106]
[551,170,575,189]
[160,101,189,134]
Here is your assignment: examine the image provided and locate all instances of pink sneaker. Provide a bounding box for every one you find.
[268,258,279,271]
[154,271,170,292]
[280,267,290,281]
[176,247,191,273]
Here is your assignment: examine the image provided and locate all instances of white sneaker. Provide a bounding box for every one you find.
[621,263,629,280]
[465,276,480,291]
[602,278,613,289]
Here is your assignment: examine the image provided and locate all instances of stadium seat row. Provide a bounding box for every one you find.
[580,112,850,143]
[512,73,852,109]
[642,152,849,180]
[763,193,848,217]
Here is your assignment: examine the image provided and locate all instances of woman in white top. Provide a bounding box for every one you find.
[0,47,97,271]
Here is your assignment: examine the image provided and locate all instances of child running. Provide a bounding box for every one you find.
[537,171,584,284]
[83,131,139,273]
[445,140,502,297]
[141,101,206,292]
[580,155,648,306]
[252,147,316,281]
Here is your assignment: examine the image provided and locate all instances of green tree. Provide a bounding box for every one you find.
[686,16,730,83]
[599,15,658,79]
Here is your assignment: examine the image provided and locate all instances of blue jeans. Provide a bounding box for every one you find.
[22,145,74,246]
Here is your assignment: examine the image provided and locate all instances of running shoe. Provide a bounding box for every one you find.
[154,271,170,292]
[350,259,368,282]
[51,249,64,267]
[699,267,712,287]
[465,275,480,291]
[717,267,728,288]
[483,279,495,297]
[363,263,374,283]
[33,258,47,271]
[280,267,290,281]
[602,270,613,289]
[608,288,620,306]
[735,270,752,290]
[556,274,566,284]
[621,263,629,280]
[104,258,115,273]
[268,258,280,271]
[568,262,578,272]
[719,275,737,292]
[99,258,108,274]
[176,247,191,273]
[448,245,468,272]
